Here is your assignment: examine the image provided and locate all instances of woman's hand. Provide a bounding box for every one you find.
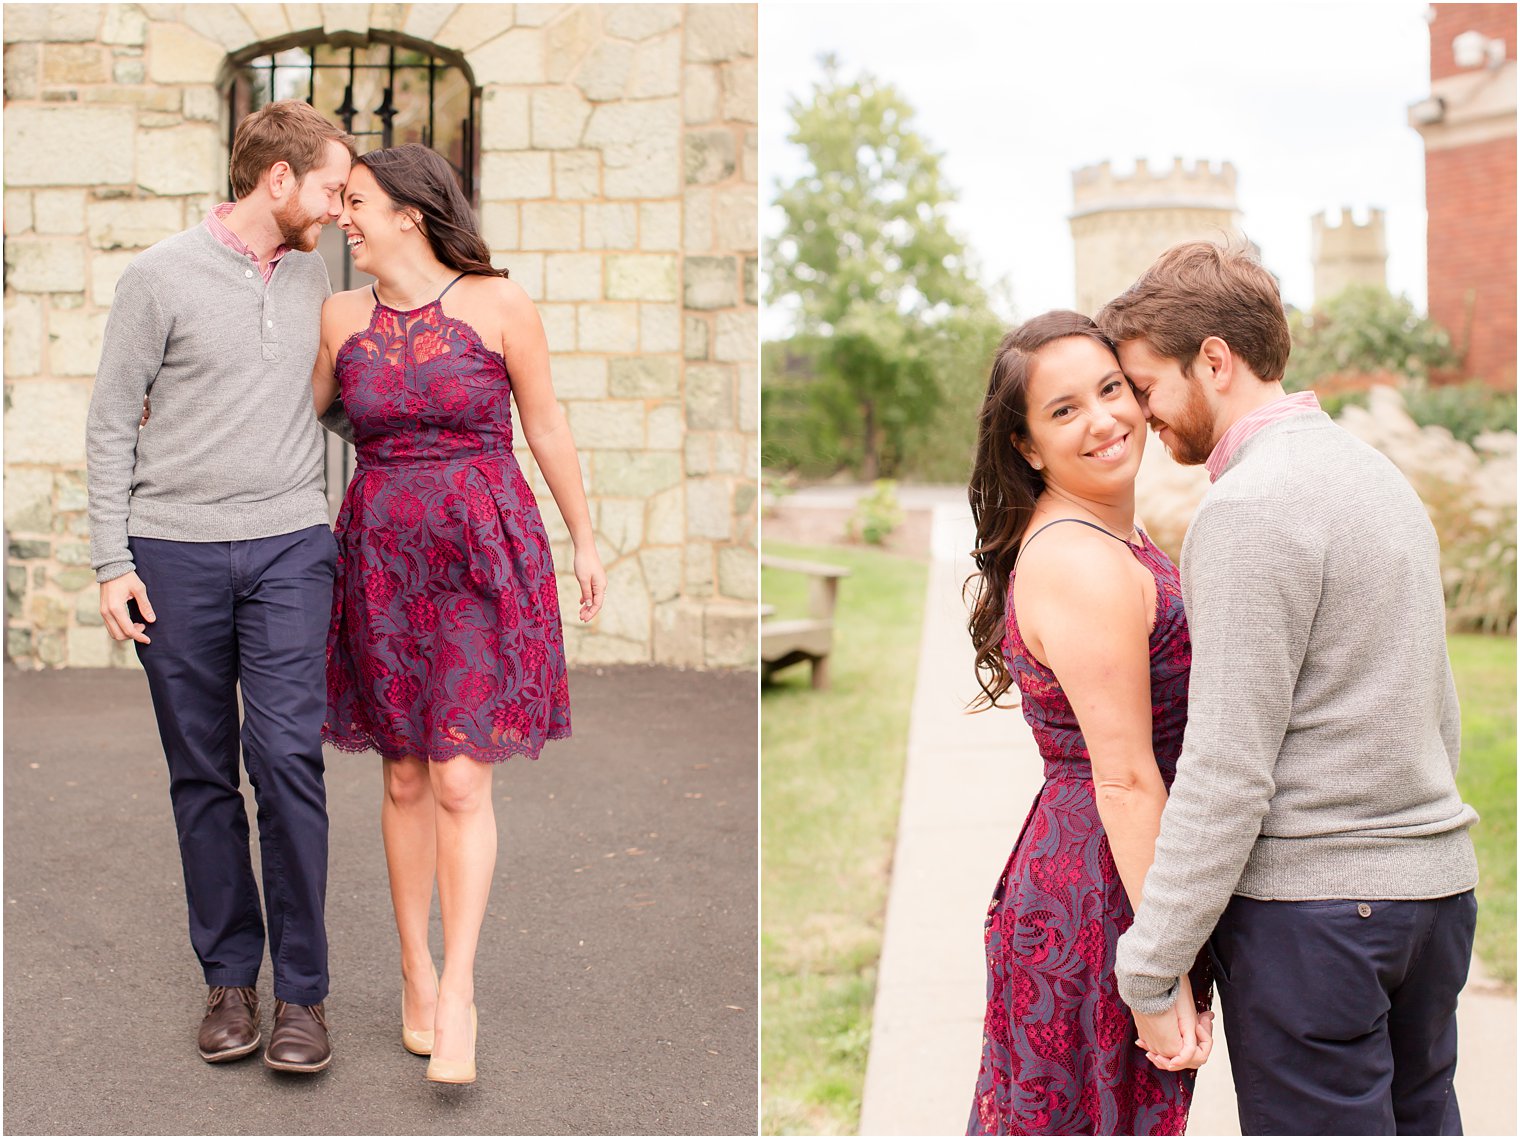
[574,544,606,622]
[1134,972,1214,1071]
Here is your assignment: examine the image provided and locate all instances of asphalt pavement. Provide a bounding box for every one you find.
[3,664,758,1136]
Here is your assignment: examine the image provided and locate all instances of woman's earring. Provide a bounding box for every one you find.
[1030,458,1043,471]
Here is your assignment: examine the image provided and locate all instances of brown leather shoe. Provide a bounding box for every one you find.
[197,986,261,1063]
[264,1000,332,1073]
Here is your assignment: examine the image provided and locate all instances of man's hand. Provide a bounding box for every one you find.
[1133,973,1214,1071]
[100,572,156,644]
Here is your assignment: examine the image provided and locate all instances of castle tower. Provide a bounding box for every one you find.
[1069,158,1243,317]
[1311,208,1388,303]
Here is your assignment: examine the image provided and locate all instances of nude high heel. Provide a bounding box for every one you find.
[425,1003,477,1085]
[402,965,439,1056]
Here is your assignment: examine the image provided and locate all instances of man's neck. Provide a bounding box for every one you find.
[220,199,284,267]
[1212,379,1289,443]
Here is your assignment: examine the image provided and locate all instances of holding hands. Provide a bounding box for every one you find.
[1133,972,1215,1071]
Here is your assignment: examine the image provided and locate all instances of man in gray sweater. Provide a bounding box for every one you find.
[86,101,354,1073]
[1098,241,1478,1135]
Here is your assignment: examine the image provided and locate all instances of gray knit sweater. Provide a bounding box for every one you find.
[1115,409,1479,1015]
[86,223,332,582]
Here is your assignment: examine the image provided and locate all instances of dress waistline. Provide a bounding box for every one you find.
[356,448,516,472]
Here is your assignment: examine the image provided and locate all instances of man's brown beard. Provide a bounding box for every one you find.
[1154,376,1218,466]
[274,194,322,252]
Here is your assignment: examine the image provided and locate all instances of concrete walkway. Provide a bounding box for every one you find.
[859,501,1516,1136]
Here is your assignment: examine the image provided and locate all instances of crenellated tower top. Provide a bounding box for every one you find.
[1311,207,1388,302]
[1071,158,1239,217]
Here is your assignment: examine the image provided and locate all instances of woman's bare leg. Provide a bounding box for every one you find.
[382,756,438,1034]
[429,756,496,1065]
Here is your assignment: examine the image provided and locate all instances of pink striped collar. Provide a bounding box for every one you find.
[204,202,291,278]
[1204,391,1322,483]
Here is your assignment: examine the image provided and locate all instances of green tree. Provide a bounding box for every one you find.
[766,57,997,479]
[1285,284,1455,391]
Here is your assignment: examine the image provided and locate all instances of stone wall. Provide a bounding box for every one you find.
[3,3,758,670]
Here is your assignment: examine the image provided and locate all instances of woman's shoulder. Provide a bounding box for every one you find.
[1015,518,1135,583]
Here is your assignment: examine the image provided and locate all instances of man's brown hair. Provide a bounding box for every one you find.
[1097,238,1292,383]
[228,100,356,199]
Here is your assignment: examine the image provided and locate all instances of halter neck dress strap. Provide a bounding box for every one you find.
[1013,517,1140,571]
[436,272,468,300]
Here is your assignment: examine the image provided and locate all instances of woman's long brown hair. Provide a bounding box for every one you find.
[355,144,508,279]
[966,311,1120,710]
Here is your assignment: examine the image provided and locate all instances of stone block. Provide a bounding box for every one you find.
[74,591,106,627]
[545,5,600,83]
[639,201,680,251]
[516,5,567,29]
[545,253,601,302]
[235,4,293,41]
[640,303,680,353]
[4,5,101,42]
[181,5,257,49]
[146,22,225,85]
[504,252,544,300]
[48,309,109,377]
[594,450,681,497]
[481,87,531,151]
[684,63,720,124]
[90,250,136,307]
[68,626,114,668]
[606,254,678,302]
[6,294,45,376]
[55,470,87,512]
[742,128,758,183]
[583,203,638,250]
[4,468,54,533]
[712,431,745,474]
[577,304,638,352]
[573,39,632,102]
[435,4,516,52]
[43,43,110,85]
[183,85,221,122]
[684,433,711,476]
[743,256,758,305]
[714,186,757,251]
[684,5,755,62]
[703,599,756,669]
[583,100,681,199]
[685,129,735,185]
[683,256,736,310]
[554,150,601,200]
[33,190,86,236]
[4,42,39,99]
[100,5,147,43]
[401,3,453,41]
[551,355,606,399]
[606,4,683,41]
[468,28,546,85]
[738,362,758,432]
[5,106,135,187]
[521,202,581,249]
[531,87,591,150]
[31,592,71,629]
[686,478,732,540]
[717,544,757,601]
[683,313,710,360]
[683,188,712,249]
[569,628,650,666]
[686,363,734,429]
[647,401,683,449]
[640,547,681,602]
[9,535,51,560]
[482,151,552,200]
[628,30,681,98]
[646,485,683,544]
[570,400,645,449]
[8,628,33,662]
[80,84,179,112]
[609,356,679,398]
[481,201,519,251]
[597,497,644,556]
[684,540,715,596]
[87,198,183,250]
[653,598,704,667]
[6,189,34,235]
[54,565,95,593]
[136,125,219,197]
[720,56,757,123]
[5,380,91,463]
[538,302,577,352]
[113,57,146,84]
[714,310,756,363]
[5,238,86,294]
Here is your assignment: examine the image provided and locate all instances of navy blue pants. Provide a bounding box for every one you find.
[130,525,336,1005]
[1210,891,1477,1135]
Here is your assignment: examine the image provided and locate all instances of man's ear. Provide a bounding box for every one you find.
[266,160,294,199]
[1197,336,1234,392]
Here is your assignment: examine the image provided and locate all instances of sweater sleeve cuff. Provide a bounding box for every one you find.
[95,560,135,584]
[1116,971,1179,1016]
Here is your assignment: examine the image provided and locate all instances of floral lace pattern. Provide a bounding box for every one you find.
[323,294,570,763]
[968,530,1206,1136]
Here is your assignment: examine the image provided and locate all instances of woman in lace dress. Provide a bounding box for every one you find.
[311,145,605,1085]
[964,312,1213,1134]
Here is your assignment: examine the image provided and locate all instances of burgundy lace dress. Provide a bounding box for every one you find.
[967,520,1208,1136]
[323,276,570,763]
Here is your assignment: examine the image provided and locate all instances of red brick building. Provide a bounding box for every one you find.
[1411,4,1516,388]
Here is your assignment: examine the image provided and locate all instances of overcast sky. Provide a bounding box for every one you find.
[760,1,1436,338]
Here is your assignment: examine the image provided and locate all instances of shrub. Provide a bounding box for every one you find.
[847,480,904,546]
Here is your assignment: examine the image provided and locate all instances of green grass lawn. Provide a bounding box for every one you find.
[1449,633,1517,986]
[761,540,928,1135]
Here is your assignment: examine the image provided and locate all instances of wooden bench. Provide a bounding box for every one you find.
[760,555,850,690]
